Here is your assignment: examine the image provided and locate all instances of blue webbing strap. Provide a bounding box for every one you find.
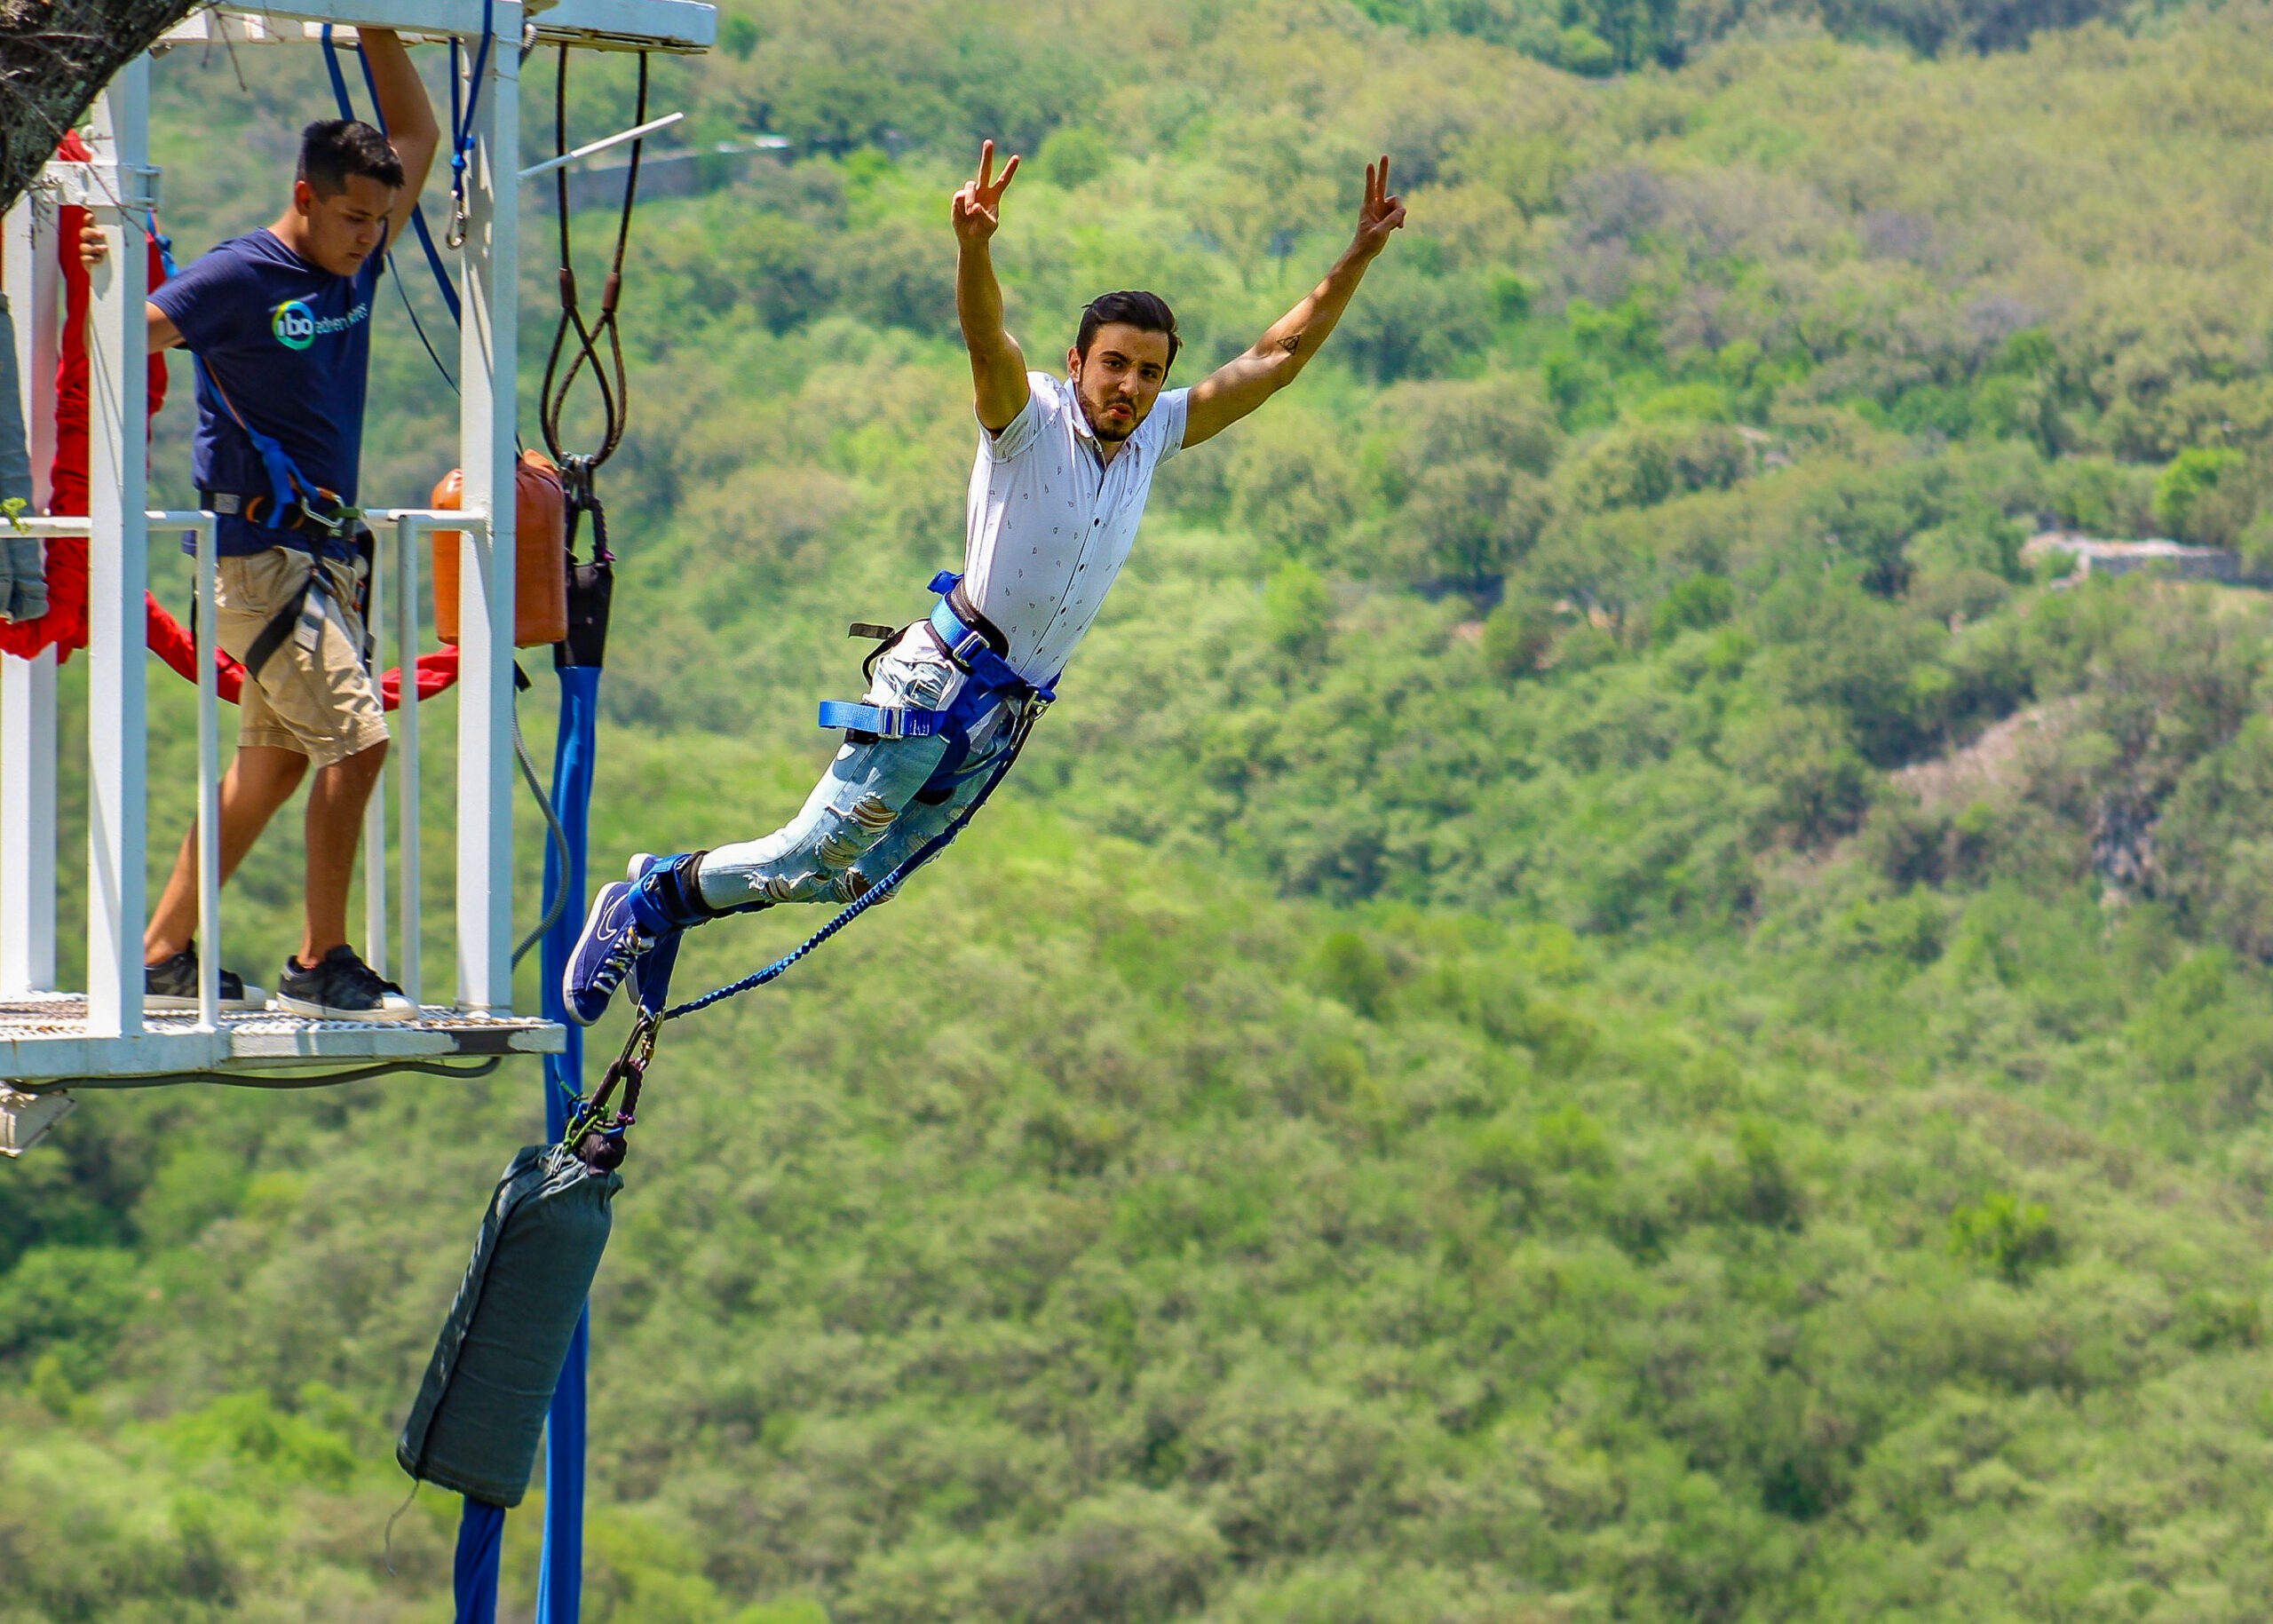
[321,25,353,112]
[447,0,495,248]
[189,354,314,538]
[321,25,462,393]
[453,1498,505,1624]
[536,662,603,1624]
[347,32,464,327]
[815,573,1051,740]
[814,700,950,738]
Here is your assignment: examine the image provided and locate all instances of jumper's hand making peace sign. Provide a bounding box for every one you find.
[1351,155,1407,261]
[952,139,1021,248]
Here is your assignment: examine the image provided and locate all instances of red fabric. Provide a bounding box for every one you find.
[51,130,171,487]
[140,594,460,710]
[0,132,170,661]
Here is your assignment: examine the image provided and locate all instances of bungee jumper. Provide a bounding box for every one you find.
[563,142,1407,1035]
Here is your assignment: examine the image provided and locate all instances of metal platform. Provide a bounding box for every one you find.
[0,994,564,1083]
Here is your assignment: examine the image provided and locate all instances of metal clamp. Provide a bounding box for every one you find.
[40,160,161,214]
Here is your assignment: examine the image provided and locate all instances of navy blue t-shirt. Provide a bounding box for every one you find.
[152,229,383,555]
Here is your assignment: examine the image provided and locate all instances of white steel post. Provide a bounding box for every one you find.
[395,513,423,1008]
[170,513,221,1032]
[455,7,521,1010]
[83,60,153,1037]
[363,521,387,979]
[2,193,59,996]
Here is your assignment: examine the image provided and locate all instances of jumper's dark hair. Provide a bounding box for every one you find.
[297,118,404,197]
[1076,290,1180,368]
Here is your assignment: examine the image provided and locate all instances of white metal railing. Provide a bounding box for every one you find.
[360,507,491,1010]
[0,505,484,1035]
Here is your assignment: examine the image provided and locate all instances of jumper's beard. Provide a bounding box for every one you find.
[1083,396,1141,442]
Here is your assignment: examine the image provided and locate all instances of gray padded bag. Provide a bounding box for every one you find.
[397,1143,622,1507]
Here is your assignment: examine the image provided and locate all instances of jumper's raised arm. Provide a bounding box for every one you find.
[1184,155,1406,449]
[953,139,1029,433]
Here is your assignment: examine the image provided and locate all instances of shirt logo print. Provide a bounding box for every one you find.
[272,299,316,350]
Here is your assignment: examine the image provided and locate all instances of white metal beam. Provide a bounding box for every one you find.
[160,0,715,51]
[0,1085,77,1157]
[455,6,520,1011]
[83,62,153,1039]
[0,1009,562,1081]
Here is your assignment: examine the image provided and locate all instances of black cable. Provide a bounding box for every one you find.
[34,1057,504,1093]
[539,49,647,479]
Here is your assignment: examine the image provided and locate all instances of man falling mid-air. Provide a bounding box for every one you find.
[565,142,1406,1025]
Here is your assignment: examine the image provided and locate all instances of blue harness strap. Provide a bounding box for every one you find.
[155,234,345,558]
[817,571,1056,750]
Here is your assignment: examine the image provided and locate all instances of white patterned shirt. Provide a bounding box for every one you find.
[959,371,1190,685]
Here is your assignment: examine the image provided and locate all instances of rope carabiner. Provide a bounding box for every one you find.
[563,1006,657,1170]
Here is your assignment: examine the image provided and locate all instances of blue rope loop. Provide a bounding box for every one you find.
[446,0,495,249]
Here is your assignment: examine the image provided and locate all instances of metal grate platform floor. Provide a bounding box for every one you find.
[0,994,564,1084]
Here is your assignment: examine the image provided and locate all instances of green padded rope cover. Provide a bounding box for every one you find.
[398,1144,622,1508]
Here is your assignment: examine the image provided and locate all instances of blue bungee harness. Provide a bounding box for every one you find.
[818,570,1057,768]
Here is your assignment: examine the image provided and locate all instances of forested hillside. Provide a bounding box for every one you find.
[12,4,2273,1620]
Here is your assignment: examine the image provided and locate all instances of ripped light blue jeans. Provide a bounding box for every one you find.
[695,633,1017,909]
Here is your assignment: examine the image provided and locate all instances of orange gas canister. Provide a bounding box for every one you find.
[431,452,569,647]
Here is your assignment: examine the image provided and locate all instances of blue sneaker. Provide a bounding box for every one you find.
[563,852,663,1026]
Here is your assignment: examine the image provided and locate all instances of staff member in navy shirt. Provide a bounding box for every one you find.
[98,31,437,1020]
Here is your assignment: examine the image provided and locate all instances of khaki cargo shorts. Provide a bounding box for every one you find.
[217,544,390,771]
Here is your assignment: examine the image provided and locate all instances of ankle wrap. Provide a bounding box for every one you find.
[634,850,722,932]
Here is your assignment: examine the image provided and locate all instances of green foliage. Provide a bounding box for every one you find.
[0,1247,142,1364]
[1262,562,1333,657]
[1651,572,1733,642]
[2155,446,2244,539]
[1037,125,1113,189]
[1481,595,1556,678]
[1949,1192,2064,1285]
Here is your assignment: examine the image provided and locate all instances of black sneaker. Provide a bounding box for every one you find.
[145,946,266,1012]
[274,946,418,1023]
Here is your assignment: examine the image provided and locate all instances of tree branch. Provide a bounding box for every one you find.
[0,0,204,215]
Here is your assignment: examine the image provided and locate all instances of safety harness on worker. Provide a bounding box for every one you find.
[152,232,375,687]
